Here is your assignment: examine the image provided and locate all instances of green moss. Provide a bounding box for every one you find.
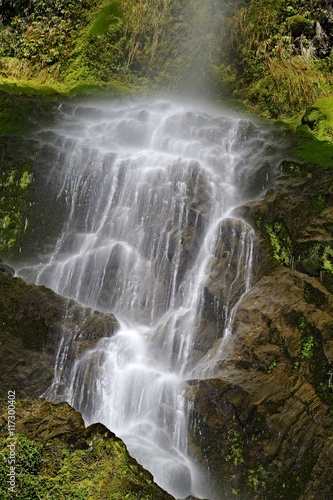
[301,334,316,359]
[292,125,333,168]
[0,166,32,254]
[225,429,244,466]
[90,2,124,36]
[297,315,316,360]
[0,421,170,500]
[267,360,277,373]
[286,15,314,38]
[295,244,333,277]
[298,314,307,333]
[0,85,61,137]
[0,434,43,500]
[311,194,325,212]
[264,221,293,266]
[67,81,129,97]
[302,106,326,130]
[322,246,333,273]
[247,465,269,493]
[307,97,333,141]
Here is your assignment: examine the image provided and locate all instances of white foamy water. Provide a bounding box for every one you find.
[18,97,281,498]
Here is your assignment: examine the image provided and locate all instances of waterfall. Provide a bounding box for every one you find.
[18,97,281,499]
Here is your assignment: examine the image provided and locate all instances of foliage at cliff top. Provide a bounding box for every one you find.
[215,0,333,118]
[0,0,225,96]
[0,0,332,119]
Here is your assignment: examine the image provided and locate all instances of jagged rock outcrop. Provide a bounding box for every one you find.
[0,274,118,398]
[0,398,174,499]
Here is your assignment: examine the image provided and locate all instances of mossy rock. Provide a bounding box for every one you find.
[301,106,327,130]
[0,398,175,500]
[90,1,124,37]
[287,15,314,38]
[187,268,333,499]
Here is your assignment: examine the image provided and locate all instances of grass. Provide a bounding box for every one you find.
[247,57,332,118]
[0,78,130,98]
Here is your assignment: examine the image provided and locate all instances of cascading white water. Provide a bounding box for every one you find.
[18,97,280,499]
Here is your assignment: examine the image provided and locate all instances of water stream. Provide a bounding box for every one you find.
[18,97,281,499]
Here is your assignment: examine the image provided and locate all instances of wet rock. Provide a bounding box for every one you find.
[187,268,333,500]
[0,275,118,398]
[0,259,14,277]
[0,398,175,500]
[237,159,272,199]
[236,163,333,294]
[191,218,254,363]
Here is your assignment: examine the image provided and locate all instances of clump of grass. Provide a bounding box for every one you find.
[248,57,331,118]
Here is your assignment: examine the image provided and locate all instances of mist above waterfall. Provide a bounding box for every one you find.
[18,96,285,499]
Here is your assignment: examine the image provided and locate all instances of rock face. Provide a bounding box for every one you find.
[0,398,175,500]
[1,95,333,500]
[237,161,333,292]
[186,161,333,500]
[188,268,333,500]
[0,274,118,398]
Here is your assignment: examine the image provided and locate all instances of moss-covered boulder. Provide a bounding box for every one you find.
[0,398,175,499]
[0,274,118,398]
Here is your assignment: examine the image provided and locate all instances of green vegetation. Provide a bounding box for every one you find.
[0,87,59,134]
[301,334,316,359]
[298,314,307,333]
[217,0,333,118]
[264,222,293,266]
[292,126,333,168]
[311,194,325,212]
[90,2,124,36]
[0,0,332,126]
[0,166,32,253]
[258,207,333,279]
[296,244,333,277]
[225,429,244,466]
[301,97,333,142]
[247,465,269,493]
[297,314,316,359]
[0,0,183,93]
[0,432,160,499]
[0,402,171,500]
[267,360,277,373]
